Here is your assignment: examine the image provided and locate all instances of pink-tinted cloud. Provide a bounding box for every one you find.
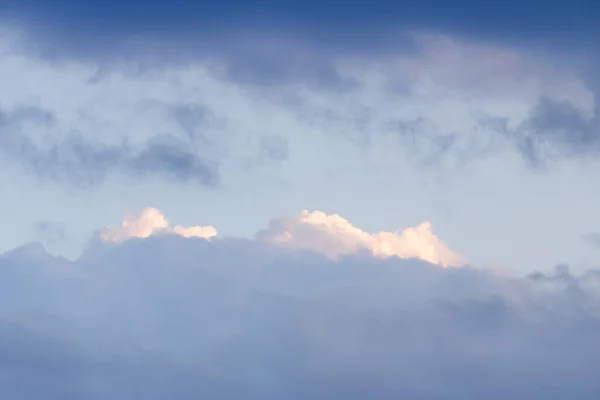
[100,207,217,243]
[256,210,465,267]
[98,208,464,267]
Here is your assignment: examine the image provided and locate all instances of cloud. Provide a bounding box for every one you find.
[486,96,600,168]
[0,229,600,398]
[0,24,597,190]
[100,207,217,243]
[583,232,600,248]
[1,6,600,397]
[33,220,67,244]
[0,105,219,187]
[99,207,463,267]
[257,210,465,267]
[258,134,290,162]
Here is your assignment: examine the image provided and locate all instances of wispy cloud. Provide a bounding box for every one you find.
[485,96,599,168]
[33,220,67,243]
[0,105,219,187]
[0,27,596,189]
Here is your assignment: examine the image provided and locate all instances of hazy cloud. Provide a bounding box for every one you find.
[33,221,67,244]
[583,232,600,248]
[0,232,598,398]
[258,134,290,162]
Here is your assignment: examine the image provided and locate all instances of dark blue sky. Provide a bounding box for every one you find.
[3,0,599,51]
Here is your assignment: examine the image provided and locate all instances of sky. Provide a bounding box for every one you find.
[1,0,600,397]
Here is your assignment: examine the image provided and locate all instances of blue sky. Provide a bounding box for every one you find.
[2,0,600,397]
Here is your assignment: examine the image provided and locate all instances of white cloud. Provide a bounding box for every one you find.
[257,210,465,267]
[99,207,463,267]
[100,207,217,243]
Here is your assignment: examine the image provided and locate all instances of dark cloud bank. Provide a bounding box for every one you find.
[2,0,600,175]
[1,236,600,399]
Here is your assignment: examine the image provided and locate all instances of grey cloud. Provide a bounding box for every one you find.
[33,221,67,244]
[483,51,600,168]
[129,134,218,186]
[388,117,499,172]
[5,24,600,179]
[0,105,218,187]
[259,134,290,162]
[421,91,599,170]
[0,236,600,398]
[389,93,599,172]
[169,103,213,141]
[0,105,56,126]
[219,44,356,89]
[583,232,600,248]
[503,97,599,168]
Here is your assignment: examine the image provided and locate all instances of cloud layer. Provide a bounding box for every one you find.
[1,229,600,398]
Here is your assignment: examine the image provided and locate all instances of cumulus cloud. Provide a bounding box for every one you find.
[257,210,465,267]
[0,232,600,398]
[100,207,217,243]
[99,208,463,267]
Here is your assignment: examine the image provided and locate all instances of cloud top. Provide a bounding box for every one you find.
[100,207,218,243]
[97,208,463,267]
[257,210,465,267]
